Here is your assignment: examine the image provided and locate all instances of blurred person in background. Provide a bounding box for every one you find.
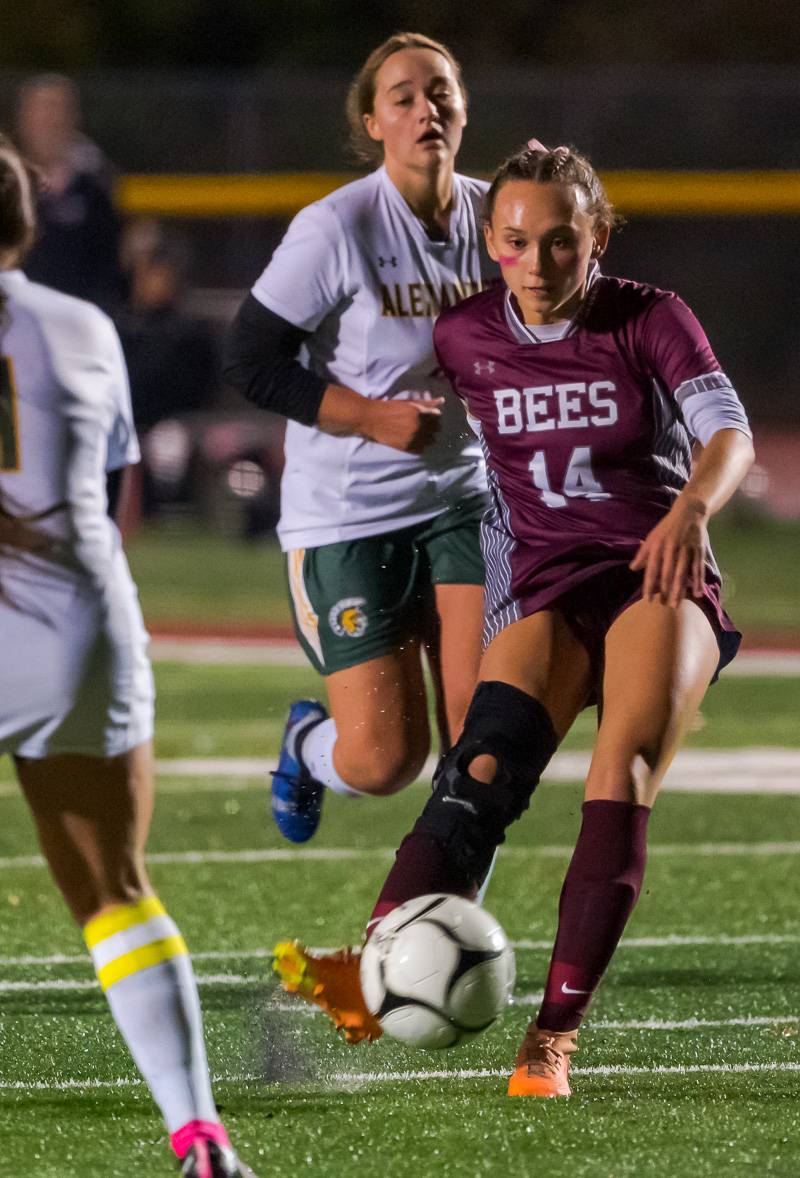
[0,135,256,1178]
[16,73,124,311]
[225,32,498,1042]
[117,220,218,515]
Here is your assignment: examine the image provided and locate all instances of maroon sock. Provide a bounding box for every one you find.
[537,799,650,1032]
[366,833,477,937]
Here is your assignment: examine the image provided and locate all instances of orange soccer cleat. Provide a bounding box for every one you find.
[272,939,383,1044]
[507,1025,579,1097]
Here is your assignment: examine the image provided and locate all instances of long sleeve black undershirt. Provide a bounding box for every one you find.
[222,293,327,426]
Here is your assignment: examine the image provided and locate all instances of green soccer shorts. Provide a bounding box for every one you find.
[286,493,487,676]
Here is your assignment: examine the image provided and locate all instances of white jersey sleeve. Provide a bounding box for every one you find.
[50,305,135,582]
[674,373,752,446]
[106,328,140,471]
[251,202,349,332]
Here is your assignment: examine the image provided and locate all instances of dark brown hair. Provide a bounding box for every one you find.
[0,134,36,261]
[346,32,466,165]
[484,143,622,231]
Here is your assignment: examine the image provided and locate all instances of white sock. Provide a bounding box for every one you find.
[85,896,218,1134]
[300,717,362,797]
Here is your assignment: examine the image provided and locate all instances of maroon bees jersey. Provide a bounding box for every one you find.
[433,270,735,641]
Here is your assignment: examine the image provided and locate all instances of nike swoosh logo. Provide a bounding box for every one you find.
[561,982,591,995]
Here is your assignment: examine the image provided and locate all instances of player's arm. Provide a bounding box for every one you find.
[631,429,754,607]
[317,386,443,454]
[223,294,442,454]
[106,467,125,517]
[631,296,755,606]
[63,402,116,586]
[58,313,129,587]
[223,200,442,453]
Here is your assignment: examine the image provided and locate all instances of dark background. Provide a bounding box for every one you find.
[0,3,798,423]
[2,1,800,71]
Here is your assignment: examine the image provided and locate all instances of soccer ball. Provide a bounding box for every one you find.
[359,894,515,1049]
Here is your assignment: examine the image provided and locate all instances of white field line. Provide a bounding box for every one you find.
[1,931,799,972]
[0,949,274,966]
[2,935,799,990]
[727,652,800,677]
[0,972,796,1035]
[1,932,798,975]
[155,747,800,796]
[156,746,800,781]
[150,639,307,666]
[1,1061,799,1092]
[331,1062,800,1083]
[1,747,799,797]
[1,838,799,872]
[514,932,800,950]
[0,974,253,992]
[589,1014,800,1031]
[149,639,800,677]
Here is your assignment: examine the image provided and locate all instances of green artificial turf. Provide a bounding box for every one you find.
[1,651,799,1176]
[125,512,800,638]
[1,779,799,1177]
[152,663,800,758]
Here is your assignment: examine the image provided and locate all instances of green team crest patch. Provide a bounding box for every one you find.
[328,596,368,638]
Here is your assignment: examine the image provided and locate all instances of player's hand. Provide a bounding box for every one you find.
[629,498,709,608]
[361,397,445,453]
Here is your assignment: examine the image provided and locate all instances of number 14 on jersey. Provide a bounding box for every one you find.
[529,446,609,509]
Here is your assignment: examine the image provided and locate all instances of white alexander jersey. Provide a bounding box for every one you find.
[251,166,495,550]
[0,269,139,587]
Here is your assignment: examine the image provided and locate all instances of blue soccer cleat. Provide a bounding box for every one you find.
[270,699,328,843]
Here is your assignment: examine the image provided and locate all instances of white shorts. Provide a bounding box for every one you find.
[0,552,155,760]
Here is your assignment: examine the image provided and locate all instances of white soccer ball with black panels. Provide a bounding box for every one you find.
[359,894,516,1049]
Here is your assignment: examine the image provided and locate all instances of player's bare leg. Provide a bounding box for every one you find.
[324,643,431,795]
[17,743,155,923]
[273,643,430,1040]
[272,640,431,841]
[17,743,257,1176]
[478,610,593,738]
[511,598,719,1097]
[275,589,483,1040]
[428,583,484,747]
[368,609,591,925]
[368,610,591,926]
[275,610,588,1042]
[586,597,719,807]
[428,582,506,902]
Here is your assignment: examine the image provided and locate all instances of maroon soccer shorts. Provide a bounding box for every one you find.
[512,564,741,704]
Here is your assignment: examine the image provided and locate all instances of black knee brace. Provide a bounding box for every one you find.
[413,681,558,884]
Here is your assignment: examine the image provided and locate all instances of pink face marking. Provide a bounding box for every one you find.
[497,255,519,267]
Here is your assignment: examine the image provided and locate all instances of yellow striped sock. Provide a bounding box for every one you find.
[84,896,188,992]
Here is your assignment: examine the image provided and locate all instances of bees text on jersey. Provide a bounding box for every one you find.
[432,271,751,640]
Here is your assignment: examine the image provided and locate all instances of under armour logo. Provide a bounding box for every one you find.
[378,256,398,268]
[473,360,496,375]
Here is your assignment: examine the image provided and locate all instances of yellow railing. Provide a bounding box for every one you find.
[116,170,800,218]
